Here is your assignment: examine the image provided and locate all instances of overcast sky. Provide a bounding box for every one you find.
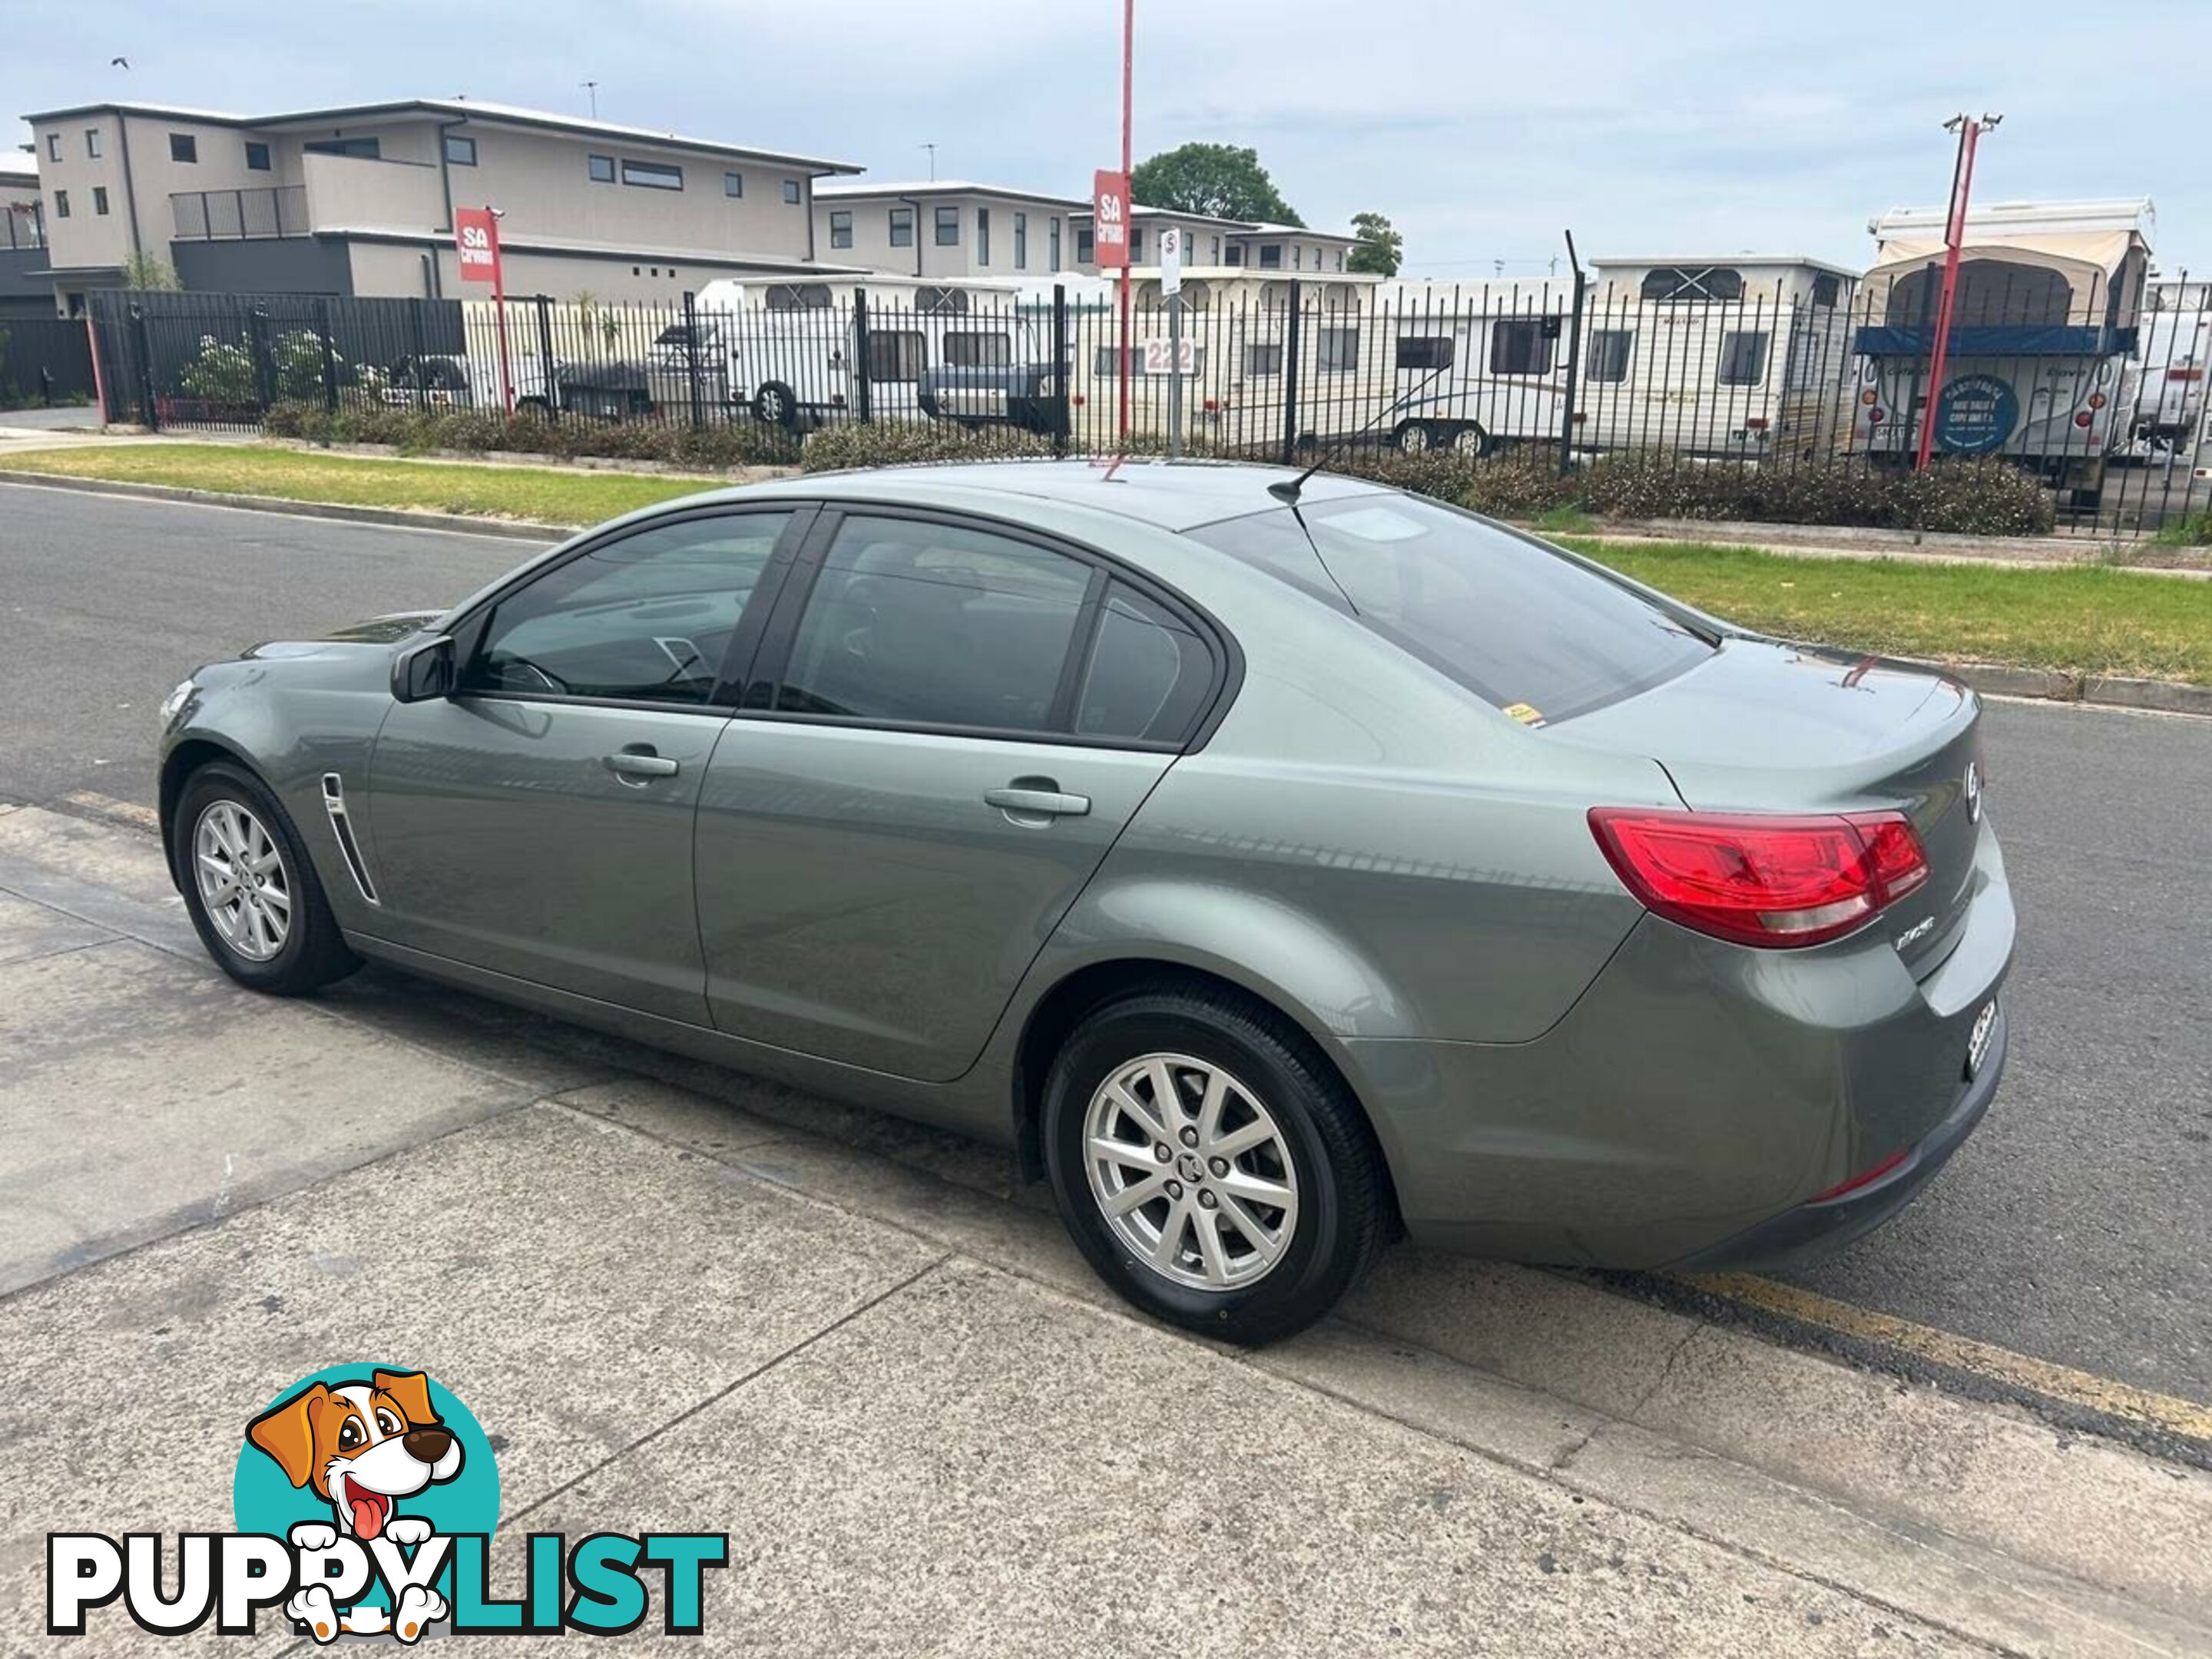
[8,0,2205,280]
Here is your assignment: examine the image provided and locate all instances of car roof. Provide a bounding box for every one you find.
[722,459,1391,533]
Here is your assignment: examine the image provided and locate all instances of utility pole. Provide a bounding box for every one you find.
[1117,0,1134,446]
[919,142,936,182]
[1916,112,2002,471]
[581,81,598,118]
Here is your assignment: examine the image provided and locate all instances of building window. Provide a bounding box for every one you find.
[588,154,616,184]
[1243,343,1283,376]
[1717,331,1770,386]
[53,190,68,220]
[1075,225,1094,263]
[976,206,990,267]
[1130,227,1144,263]
[1049,217,1061,271]
[85,128,103,159]
[1586,329,1634,382]
[306,137,379,159]
[1257,244,1282,269]
[245,141,272,171]
[1490,319,1556,376]
[91,187,109,216]
[1810,273,1840,308]
[1226,244,1245,267]
[935,205,959,246]
[170,133,198,164]
[1210,235,1221,263]
[724,171,743,197]
[782,178,802,205]
[1013,210,1027,270]
[1336,249,1345,272]
[829,209,853,249]
[45,134,61,162]
[889,207,914,247]
[622,160,684,190]
[1317,326,1359,373]
[1396,336,1455,371]
[444,134,477,167]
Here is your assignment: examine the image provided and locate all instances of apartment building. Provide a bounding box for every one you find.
[1066,205,1361,276]
[2,157,48,319]
[811,180,1088,280]
[19,97,866,315]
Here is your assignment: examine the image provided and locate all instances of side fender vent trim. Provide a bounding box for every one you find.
[320,772,380,906]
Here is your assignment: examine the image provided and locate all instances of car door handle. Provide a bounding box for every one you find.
[605,748,680,781]
[985,783,1091,819]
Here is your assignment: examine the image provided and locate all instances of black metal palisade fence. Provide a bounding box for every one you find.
[73,273,2212,535]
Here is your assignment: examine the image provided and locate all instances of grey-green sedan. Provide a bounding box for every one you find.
[158,461,2012,1342]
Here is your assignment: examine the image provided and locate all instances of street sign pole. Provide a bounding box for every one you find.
[1161,226,1184,458]
[456,205,515,413]
[1916,114,2000,472]
[1118,0,1134,448]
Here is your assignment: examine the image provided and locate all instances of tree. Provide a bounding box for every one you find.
[1346,212,1403,278]
[119,252,181,291]
[1130,144,1301,227]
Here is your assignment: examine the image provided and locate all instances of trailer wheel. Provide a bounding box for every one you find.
[753,382,799,429]
[516,396,551,419]
[1392,420,1435,455]
[1450,424,1494,458]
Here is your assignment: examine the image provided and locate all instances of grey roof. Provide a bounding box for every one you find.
[816,179,1090,208]
[20,97,860,174]
[730,458,1386,532]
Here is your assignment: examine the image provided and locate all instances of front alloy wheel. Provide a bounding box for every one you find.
[1084,1054,1300,1290]
[193,800,291,962]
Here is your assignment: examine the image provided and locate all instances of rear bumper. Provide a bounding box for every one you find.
[1343,822,2015,1270]
[1667,1000,2006,1270]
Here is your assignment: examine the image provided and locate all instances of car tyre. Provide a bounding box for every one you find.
[1042,983,1389,1345]
[175,761,359,995]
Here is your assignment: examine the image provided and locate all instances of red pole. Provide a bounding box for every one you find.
[1914,118,1983,471]
[1117,0,1134,446]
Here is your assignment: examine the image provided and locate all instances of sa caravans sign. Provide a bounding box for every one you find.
[1091,170,1131,271]
[454,207,503,288]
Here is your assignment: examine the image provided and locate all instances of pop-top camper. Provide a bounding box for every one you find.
[1852,198,2154,502]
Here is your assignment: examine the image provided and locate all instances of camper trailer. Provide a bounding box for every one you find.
[1373,260,1857,459]
[2128,277,2209,456]
[1852,198,2154,502]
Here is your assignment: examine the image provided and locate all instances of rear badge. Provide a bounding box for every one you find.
[1501,701,1545,727]
[1896,916,1935,950]
[1963,760,1983,823]
[1966,999,1998,1079]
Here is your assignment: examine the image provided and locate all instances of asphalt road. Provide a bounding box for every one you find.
[5,478,2207,1410]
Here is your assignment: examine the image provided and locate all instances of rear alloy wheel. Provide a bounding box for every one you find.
[176,762,359,995]
[1043,985,1389,1343]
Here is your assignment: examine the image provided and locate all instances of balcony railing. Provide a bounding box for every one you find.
[171,186,309,242]
[2,206,43,251]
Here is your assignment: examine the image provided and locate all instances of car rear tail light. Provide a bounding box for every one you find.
[1587,808,1931,949]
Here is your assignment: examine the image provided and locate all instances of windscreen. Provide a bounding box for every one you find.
[1188,495,1714,726]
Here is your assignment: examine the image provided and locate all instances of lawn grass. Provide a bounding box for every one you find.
[1564,538,2212,686]
[2,443,2204,684]
[0,442,708,525]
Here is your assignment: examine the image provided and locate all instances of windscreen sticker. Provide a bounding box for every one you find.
[1502,701,1546,727]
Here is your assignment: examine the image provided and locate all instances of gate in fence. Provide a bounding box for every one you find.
[0,316,96,408]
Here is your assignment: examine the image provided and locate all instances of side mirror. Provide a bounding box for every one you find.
[391,636,457,703]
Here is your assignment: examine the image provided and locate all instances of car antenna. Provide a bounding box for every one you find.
[1266,357,1458,505]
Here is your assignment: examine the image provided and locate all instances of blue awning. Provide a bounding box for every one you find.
[1855,324,2136,357]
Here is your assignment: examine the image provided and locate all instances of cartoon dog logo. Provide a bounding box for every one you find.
[247,1369,462,1641]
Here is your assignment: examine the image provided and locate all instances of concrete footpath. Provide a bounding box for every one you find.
[2,802,2207,1655]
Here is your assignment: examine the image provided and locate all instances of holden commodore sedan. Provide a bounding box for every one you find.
[158,460,2012,1343]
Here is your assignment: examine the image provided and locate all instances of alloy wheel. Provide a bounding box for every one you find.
[1083,1052,1300,1291]
[193,800,291,962]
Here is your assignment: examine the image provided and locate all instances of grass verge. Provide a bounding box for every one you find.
[0,442,707,525]
[1565,538,2212,687]
[1,444,2203,684]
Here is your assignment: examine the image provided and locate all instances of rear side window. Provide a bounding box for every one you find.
[777,518,1091,731]
[1188,495,1711,725]
[1075,584,1215,742]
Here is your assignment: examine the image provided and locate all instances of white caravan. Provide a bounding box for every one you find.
[1375,258,1858,459]
[1851,198,2154,502]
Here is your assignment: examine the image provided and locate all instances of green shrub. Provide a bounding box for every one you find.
[799,420,1052,472]
[2154,512,2212,548]
[1890,459,2055,536]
